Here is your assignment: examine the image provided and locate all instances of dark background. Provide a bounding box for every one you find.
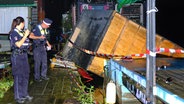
[45,0,72,31]
[156,1,184,47]
[44,0,184,47]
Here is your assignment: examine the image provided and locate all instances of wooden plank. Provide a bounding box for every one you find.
[68,27,81,47]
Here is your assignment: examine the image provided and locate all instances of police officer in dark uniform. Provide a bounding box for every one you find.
[29,18,52,82]
[9,16,33,103]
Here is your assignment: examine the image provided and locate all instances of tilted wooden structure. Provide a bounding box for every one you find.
[62,10,184,77]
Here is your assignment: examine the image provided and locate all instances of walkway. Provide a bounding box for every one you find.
[0,67,89,104]
[0,50,104,104]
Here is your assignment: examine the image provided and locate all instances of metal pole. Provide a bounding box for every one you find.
[146,0,157,103]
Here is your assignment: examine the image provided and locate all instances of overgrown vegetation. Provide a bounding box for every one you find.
[0,52,13,99]
[62,11,72,33]
[0,75,13,98]
[74,77,95,104]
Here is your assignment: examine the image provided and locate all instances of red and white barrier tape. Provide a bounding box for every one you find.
[68,39,184,59]
[156,48,184,54]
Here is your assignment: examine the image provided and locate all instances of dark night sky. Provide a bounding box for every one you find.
[156,1,184,47]
[45,0,72,29]
[45,0,184,47]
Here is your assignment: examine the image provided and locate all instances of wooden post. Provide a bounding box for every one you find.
[37,0,45,22]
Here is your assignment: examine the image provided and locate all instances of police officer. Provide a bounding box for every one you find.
[9,16,33,103]
[29,18,52,82]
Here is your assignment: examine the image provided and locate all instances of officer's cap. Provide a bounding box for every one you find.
[43,18,53,26]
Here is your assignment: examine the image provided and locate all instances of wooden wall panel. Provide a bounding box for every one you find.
[88,12,184,76]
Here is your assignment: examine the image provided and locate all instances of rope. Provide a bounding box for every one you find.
[54,59,81,89]
[66,67,93,94]
[146,7,158,14]
[55,60,91,94]
[66,68,82,89]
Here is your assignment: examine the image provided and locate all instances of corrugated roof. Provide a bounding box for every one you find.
[0,0,37,7]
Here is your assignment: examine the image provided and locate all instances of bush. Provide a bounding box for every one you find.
[0,76,13,98]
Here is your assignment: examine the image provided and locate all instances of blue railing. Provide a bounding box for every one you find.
[106,59,184,104]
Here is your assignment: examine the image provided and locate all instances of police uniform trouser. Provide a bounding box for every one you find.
[14,75,29,100]
[11,53,30,100]
[33,45,47,79]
